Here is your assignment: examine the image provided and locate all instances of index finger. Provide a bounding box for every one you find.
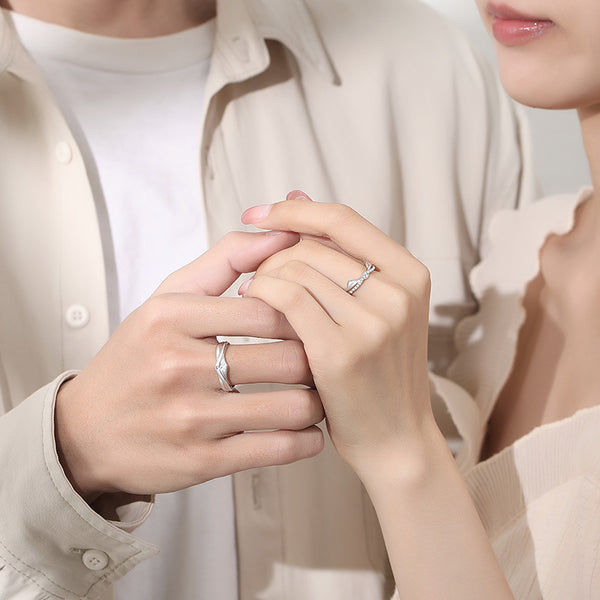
[241,196,415,275]
[155,230,300,297]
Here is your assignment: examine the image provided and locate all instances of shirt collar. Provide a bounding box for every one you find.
[248,0,337,82]
[211,0,337,88]
[0,9,17,73]
[0,9,48,84]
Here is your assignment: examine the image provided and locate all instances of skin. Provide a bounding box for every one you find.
[1,0,324,503]
[6,0,596,593]
[242,196,513,599]
[237,1,600,595]
[0,0,217,36]
[475,0,600,457]
[475,1,600,111]
[57,231,325,502]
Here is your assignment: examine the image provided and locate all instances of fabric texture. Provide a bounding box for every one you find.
[8,14,240,600]
[9,12,215,323]
[0,0,536,598]
[427,189,600,599]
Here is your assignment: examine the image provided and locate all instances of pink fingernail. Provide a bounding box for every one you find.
[286,189,313,201]
[241,204,272,224]
[238,276,254,296]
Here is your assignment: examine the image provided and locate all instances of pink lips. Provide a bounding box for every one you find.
[487,2,555,46]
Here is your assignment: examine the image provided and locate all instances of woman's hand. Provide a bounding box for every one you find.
[240,193,436,480]
[241,194,514,600]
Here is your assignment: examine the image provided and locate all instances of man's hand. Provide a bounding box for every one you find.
[55,231,324,502]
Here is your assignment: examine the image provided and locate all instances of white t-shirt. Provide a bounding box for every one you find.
[11,13,239,600]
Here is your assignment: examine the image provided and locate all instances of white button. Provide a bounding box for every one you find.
[82,549,109,571]
[55,141,73,164]
[232,36,250,62]
[65,304,90,329]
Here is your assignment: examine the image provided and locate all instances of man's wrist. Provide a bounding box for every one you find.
[55,377,105,503]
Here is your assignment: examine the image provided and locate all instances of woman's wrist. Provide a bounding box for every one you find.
[352,415,452,501]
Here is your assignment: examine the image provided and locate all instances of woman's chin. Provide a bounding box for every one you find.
[499,74,585,111]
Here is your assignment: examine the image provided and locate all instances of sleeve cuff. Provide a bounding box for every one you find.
[0,372,158,599]
[429,373,480,471]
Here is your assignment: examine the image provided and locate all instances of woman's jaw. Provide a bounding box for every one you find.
[477,1,600,112]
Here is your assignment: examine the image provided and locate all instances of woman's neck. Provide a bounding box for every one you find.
[0,0,217,37]
[577,105,600,244]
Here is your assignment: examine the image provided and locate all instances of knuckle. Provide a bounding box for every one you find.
[153,345,188,389]
[386,287,412,322]
[332,203,358,225]
[281,282,308,311]
[221,230,244,246]
[275,428,324,464]
[327,343,361,375]
[279,340,310,380]
[181,445,215,483]
[250,298,283,330]
[368,315,396,344]
[172,399,221,444]
[352,311,395,350]
[140,294,178,333]
[269,428,324,465]
[328,316,394,372]
[287,390,323,428]
[279,259,310,281]
[254,250,284,275]
[168,398,198,437]
[274,432,298,465]
[413,262,432,298]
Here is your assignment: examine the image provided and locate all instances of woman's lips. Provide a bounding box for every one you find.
[487,3,555,46]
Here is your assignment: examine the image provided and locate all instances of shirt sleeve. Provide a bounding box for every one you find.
[0,372,158,600]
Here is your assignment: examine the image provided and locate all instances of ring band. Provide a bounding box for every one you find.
[345,261,376,295]
[215,341,237,392]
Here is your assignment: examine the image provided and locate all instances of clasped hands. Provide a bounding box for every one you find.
[56,192,434,503]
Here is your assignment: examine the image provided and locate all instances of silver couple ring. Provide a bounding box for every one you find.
[215,341,237,393]
[345,261,376,295]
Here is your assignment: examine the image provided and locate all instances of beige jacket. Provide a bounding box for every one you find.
[0,0,537,598]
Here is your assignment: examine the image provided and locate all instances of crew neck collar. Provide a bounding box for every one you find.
[8,10,215,73]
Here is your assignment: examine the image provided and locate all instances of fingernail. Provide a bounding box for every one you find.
[266,230,285,236]
[286,189,312,201]
[238,276,254,296]
[241,204,272,224]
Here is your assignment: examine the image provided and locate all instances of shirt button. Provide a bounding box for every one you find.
[65,304,90,329]
[81,549,109,571]
[232,36,250,62]
[55,141,73,164]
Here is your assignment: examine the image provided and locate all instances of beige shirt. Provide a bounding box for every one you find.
[0,0,537,598]
[430,189,600,598]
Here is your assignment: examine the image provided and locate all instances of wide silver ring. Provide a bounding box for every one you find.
[215,341,237,392]
[345,261,376,295]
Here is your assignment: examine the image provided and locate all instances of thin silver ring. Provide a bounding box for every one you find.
[215,341,237,392]
[345,261,376,295]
